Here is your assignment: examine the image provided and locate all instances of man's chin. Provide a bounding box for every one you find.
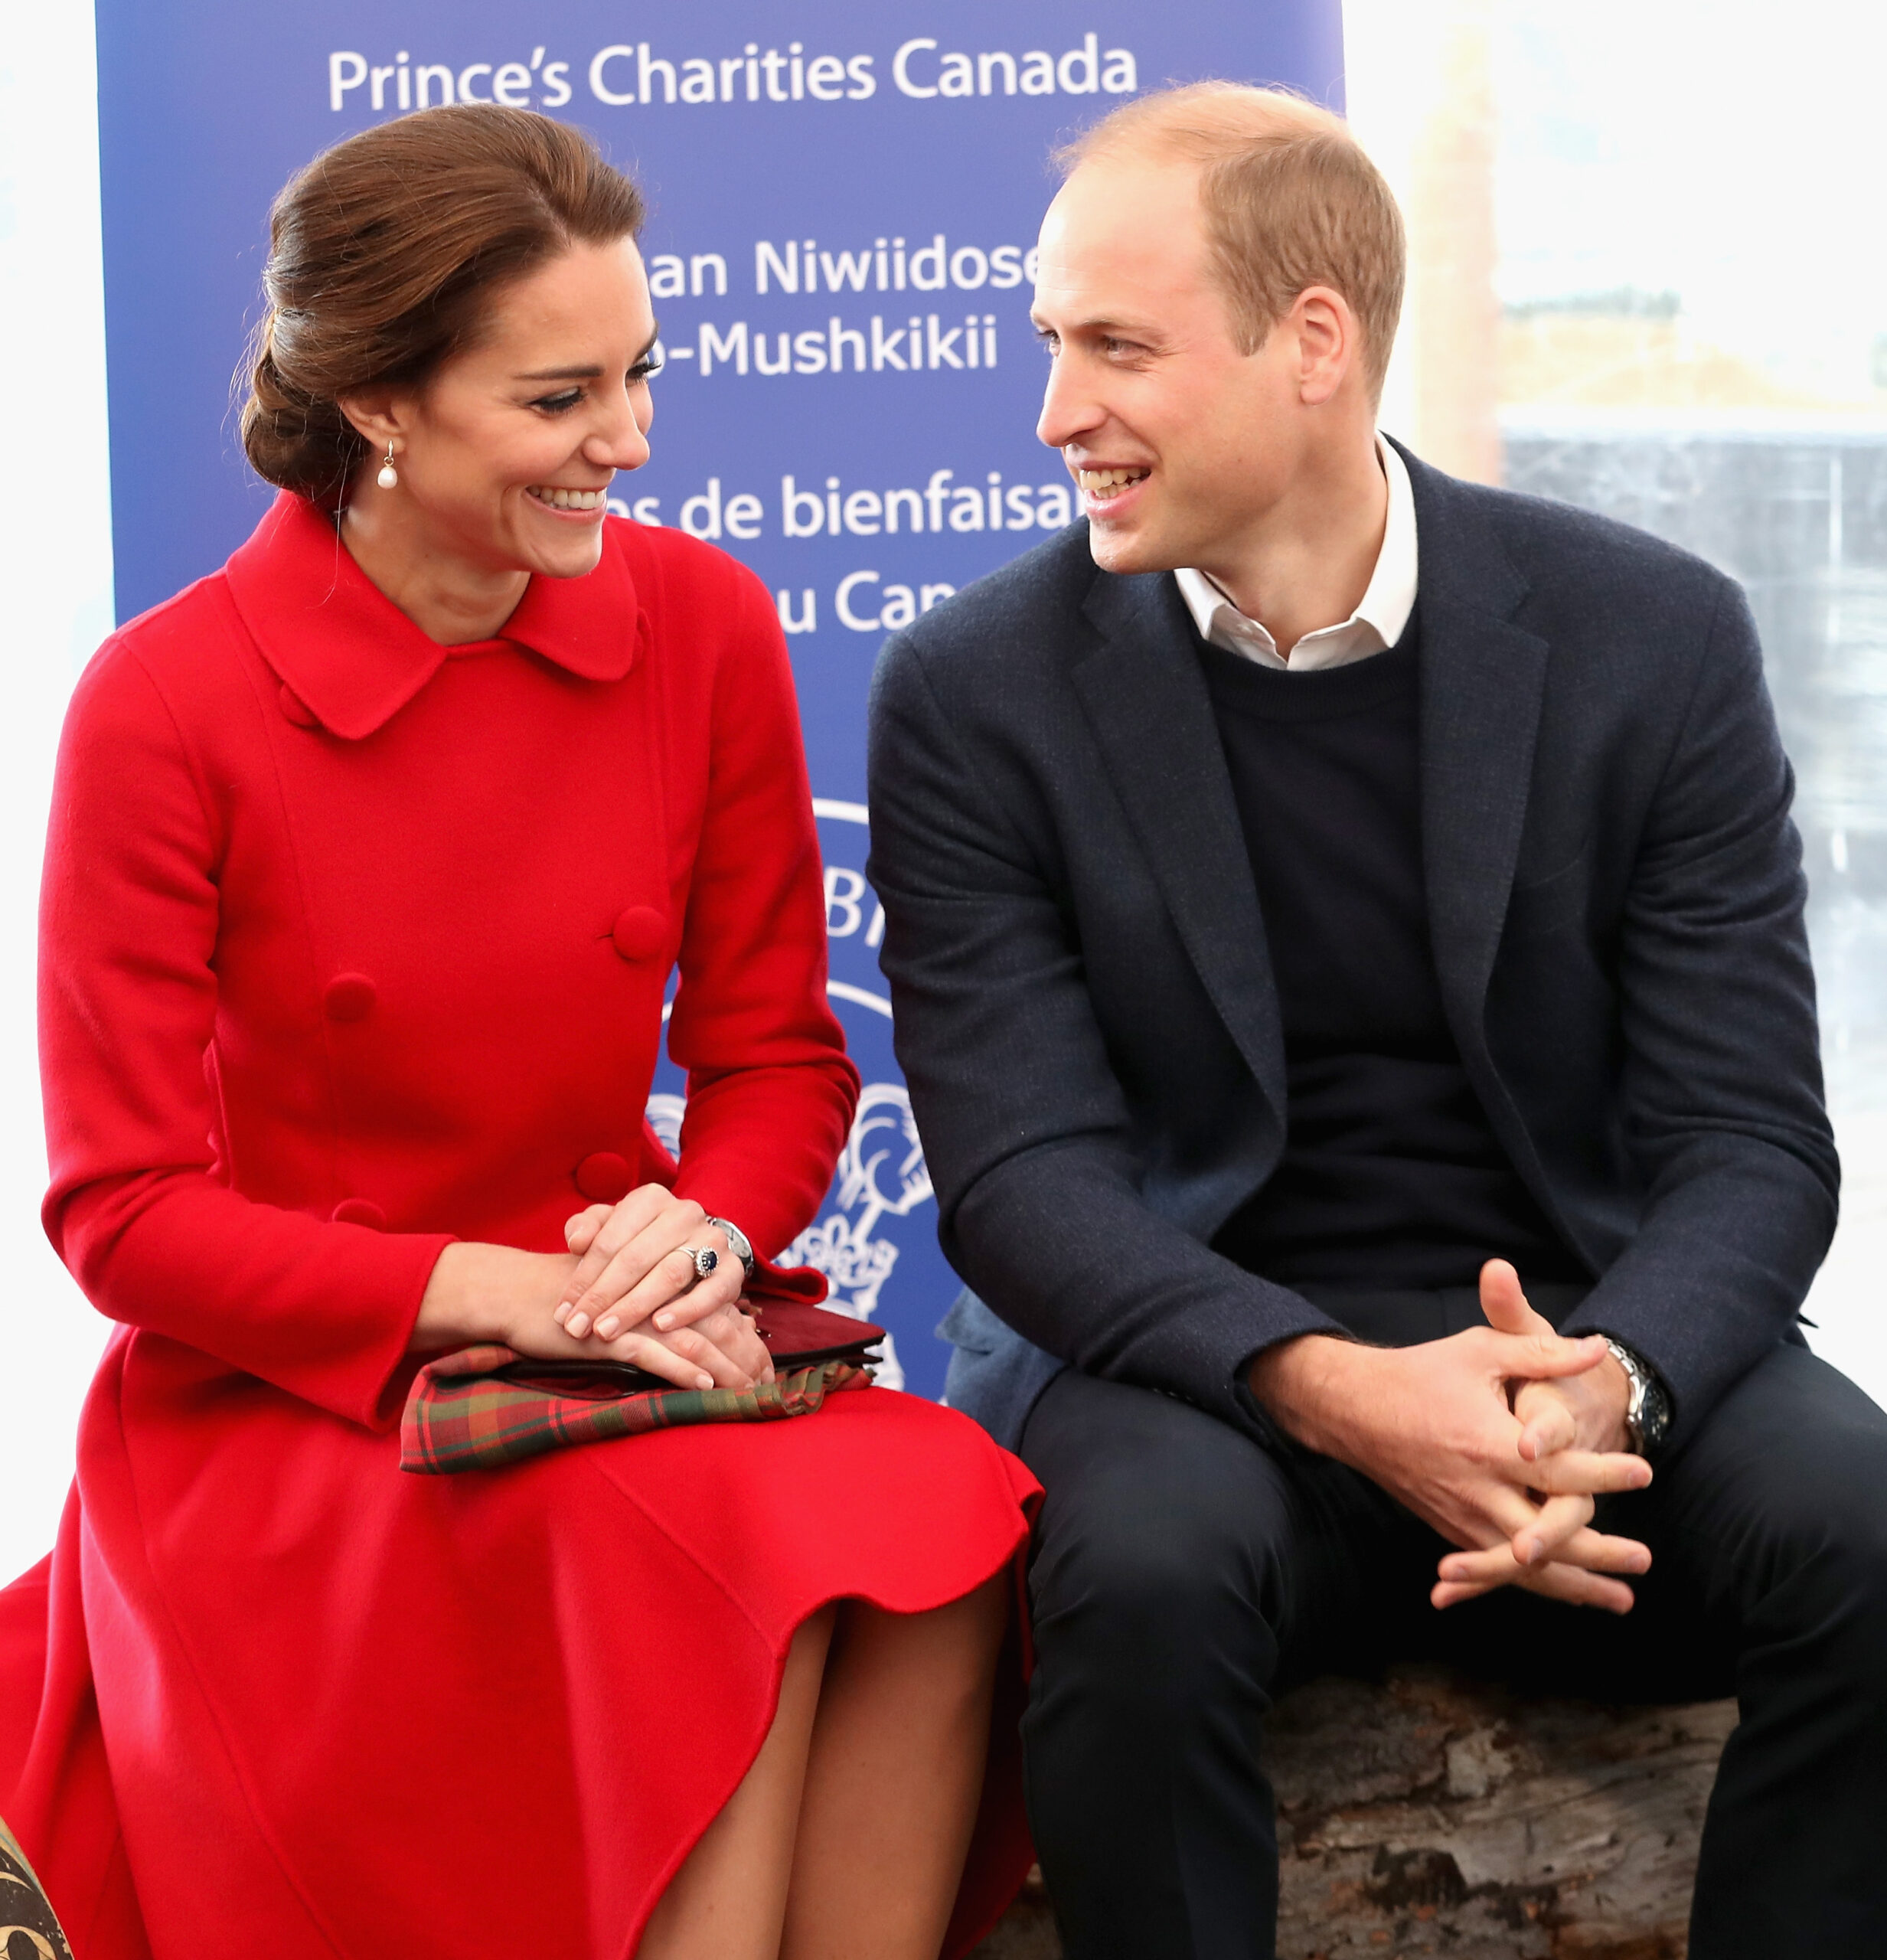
[1084,516,1181,578]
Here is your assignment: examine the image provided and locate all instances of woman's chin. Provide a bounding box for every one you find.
[516,529,608,581]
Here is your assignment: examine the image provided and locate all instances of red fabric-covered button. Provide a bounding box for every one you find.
[331,1199,386,1229]
[279,684,322,730]
[323,973,378,1022]
[611,906,666,962]
[573,1151,633,1203]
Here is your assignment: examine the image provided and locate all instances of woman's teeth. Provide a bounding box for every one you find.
[1077,468,1150,501]
[528,485,606,511]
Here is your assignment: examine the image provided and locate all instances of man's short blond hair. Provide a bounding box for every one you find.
[1059,83,1405,398]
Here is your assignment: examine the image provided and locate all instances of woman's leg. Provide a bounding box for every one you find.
[779,1576,1010,1960]
[639,1605,836,1960]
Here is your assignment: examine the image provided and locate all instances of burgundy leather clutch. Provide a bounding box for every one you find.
[498,1299,882,1399]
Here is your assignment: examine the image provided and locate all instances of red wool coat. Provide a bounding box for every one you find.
[0,495,1038,1958]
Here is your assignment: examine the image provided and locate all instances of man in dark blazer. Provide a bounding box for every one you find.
[867,81,1887,1960]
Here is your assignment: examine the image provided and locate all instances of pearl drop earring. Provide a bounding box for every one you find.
[377,442,399,491]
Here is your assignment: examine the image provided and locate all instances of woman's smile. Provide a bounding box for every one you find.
[524,483,610,517]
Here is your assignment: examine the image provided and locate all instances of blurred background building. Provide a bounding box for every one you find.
[1347,0,1887,1394]
[0,1,1880,1574]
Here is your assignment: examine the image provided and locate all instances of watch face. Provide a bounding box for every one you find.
[1642,1383,1673,1448]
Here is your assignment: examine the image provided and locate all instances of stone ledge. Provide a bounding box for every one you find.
[971,1666,1734,1960]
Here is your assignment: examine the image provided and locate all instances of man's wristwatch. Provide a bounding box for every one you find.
[702,1215,756,1280]
[1604,1339,1672,1458]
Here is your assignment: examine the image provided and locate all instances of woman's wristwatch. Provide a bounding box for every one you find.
[1604,1339,1672,1458]
[702,1215,756,1280]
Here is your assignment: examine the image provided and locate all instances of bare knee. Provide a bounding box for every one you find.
[835,1575,1007,1709]
[867,1572,1006,1655]
[789,1601,839,1680]
[929,1571,1010,1655]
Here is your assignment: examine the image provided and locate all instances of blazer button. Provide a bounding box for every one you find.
[331,1198,386,1229]
[323,973,378,1023]
[574,1151,633,1203]
[279,684,322,730]
[611,906,665,962]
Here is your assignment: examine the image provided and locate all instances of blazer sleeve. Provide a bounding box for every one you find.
[867,632,1341,1441]
[39,642,453,1429]
[1559,578,1840,1440]
[664,567,860,1263]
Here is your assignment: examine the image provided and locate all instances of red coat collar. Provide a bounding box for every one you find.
[224,492,641,739]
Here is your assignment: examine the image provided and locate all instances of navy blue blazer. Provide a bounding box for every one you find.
[865,447,1838,1455]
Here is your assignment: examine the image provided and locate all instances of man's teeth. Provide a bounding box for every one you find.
[1077,468,1150,498]
[530,486,606,510]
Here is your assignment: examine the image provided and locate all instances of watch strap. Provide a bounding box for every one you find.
[1604,1338,1670,1457]
[702,1214,756,1279]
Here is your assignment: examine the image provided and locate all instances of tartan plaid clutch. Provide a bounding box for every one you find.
[0,1813,73,1959]
[400,1302,883,1475]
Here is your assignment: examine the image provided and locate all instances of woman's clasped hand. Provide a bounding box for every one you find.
[555,1185,773,1388]
[414,1189,772,1393]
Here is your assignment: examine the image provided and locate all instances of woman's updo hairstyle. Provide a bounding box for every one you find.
[240,106,645,502]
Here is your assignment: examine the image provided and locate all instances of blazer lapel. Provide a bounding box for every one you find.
[1064,458,1547,1138]
[1405,452,1552,1044]
[1071,569,1287,1116]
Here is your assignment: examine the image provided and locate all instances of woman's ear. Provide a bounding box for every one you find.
[335,392,404,449]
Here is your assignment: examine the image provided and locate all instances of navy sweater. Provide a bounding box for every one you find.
[1198,612,1580,1290]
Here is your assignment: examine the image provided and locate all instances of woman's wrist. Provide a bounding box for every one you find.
[412,1242,580,1353]
[699,1214,756,1280]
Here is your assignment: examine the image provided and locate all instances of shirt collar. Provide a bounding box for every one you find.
[223,491,642,740]
[1174,435,1419,673]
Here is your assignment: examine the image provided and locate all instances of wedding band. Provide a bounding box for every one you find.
[681,1246,720,1285]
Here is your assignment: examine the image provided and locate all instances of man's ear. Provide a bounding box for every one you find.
[1291,286,1357,407]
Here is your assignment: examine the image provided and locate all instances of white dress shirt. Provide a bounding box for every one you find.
[1174,437,1419,672]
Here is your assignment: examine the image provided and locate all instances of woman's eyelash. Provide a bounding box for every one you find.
[531,354,661,413]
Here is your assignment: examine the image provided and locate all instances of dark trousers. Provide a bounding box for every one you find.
[1017,1335,1887,1959]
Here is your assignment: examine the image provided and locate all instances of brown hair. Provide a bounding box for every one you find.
[1058,83,1405,397]
[240,106,645,501]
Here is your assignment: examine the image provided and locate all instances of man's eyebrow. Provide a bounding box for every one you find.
[1029,314,1164,341]
[514,330,661,382]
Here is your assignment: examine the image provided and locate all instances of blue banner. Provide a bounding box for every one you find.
[96,0,1343,1397]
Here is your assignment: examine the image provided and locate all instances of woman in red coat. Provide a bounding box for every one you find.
[0,106,1039,1959]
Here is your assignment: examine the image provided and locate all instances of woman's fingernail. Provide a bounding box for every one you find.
[695,1373,714,1390]
[654,1311,674,1330]
[553,1303,570,1324]
[567,1312,589,1338]
[596,1317,619,1339]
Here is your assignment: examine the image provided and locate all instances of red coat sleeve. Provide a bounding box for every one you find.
[38,640,452,1429]
[664,565,860,1259]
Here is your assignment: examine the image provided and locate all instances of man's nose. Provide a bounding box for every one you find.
[1037,354,1105,454]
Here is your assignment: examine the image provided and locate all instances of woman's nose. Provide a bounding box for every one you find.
[590,395,651,472]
